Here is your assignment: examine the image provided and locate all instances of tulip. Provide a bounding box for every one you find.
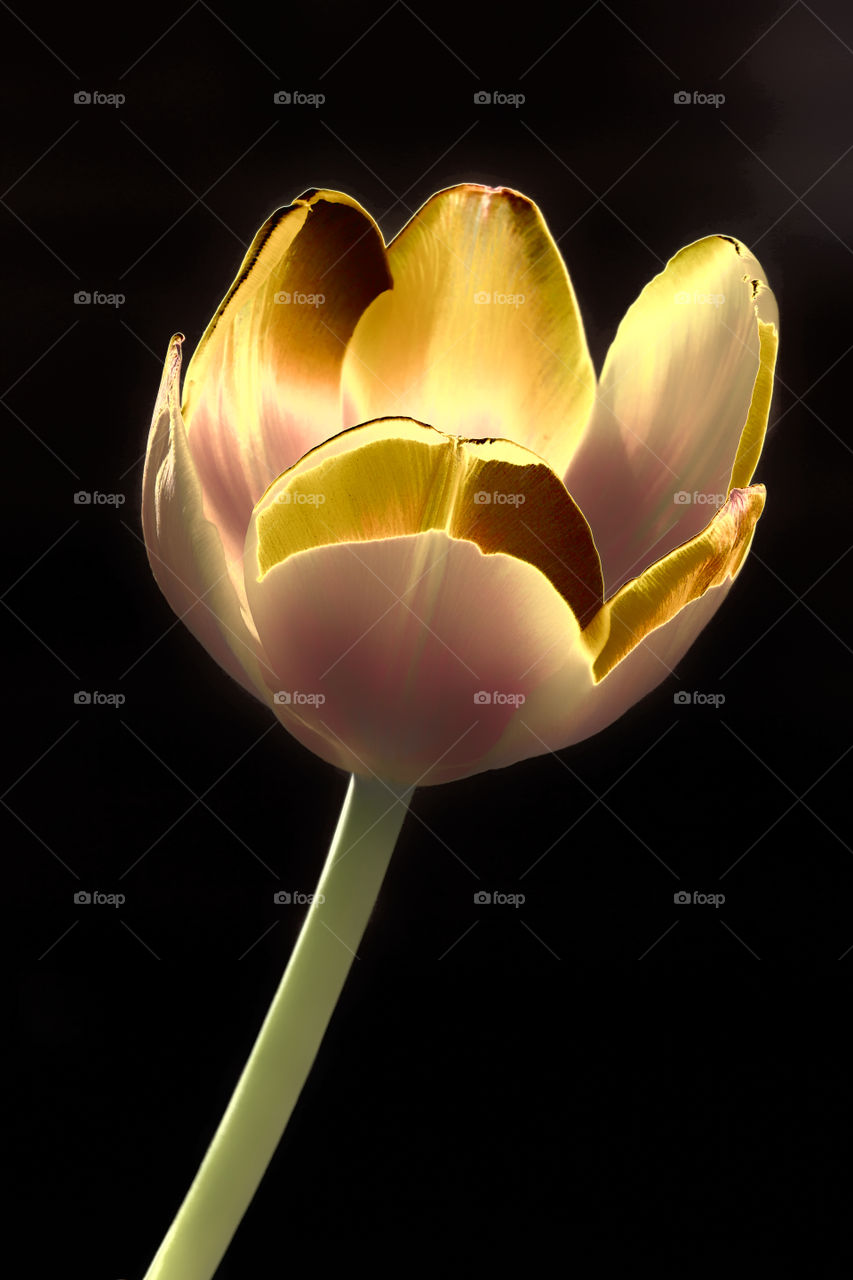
[144,185,777,789]
[139,185,777,1280]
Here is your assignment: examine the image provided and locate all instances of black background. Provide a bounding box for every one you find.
[8,1,852,1275]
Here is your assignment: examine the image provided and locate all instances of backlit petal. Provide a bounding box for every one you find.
[475,485,764,768]
[142,335,275,705]
[341,184,595,474]
[243,529,597,787]
[249,417,604,628]
[564,235,777,594]
[592,484,765,681]
[182,190,392,565]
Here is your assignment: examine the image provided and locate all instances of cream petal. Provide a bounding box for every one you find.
[142,335,275,705]
[341,184,595,474]
[182,190,392,566]
[242,527,598,788]
[564,235,778,595]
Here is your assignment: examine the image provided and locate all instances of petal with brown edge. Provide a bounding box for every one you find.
[592,484,765,681]
[474,484,766,774]
[248,417,604,630]
[182,189,393,567]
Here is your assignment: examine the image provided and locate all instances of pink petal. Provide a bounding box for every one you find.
[142,335,276,704]
[243,528,596,787]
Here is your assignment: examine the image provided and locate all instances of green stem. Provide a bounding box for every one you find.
[142,772,414,1280]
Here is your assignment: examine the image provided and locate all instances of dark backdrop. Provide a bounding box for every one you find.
[8,1,852,1275]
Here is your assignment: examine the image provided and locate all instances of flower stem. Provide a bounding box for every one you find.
[141,772,414,1280]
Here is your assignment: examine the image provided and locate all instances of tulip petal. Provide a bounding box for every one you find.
[564,235,778,594]
[182,190,392,565]
[473,484,765,771]
[249,417,604,628]
[243,528,597,787]
[142,335,276,705]
[592,483,765,680]
[341,184,595,474]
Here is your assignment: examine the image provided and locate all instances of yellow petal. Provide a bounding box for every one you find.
[248,417,604,628]
[341,184,595,475]
[728,300,778,491]
[593,483,765,682]
[565,235,777,594]
[181,189,392,565]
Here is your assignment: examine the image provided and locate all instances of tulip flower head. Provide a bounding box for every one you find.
[143,185,777,788]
